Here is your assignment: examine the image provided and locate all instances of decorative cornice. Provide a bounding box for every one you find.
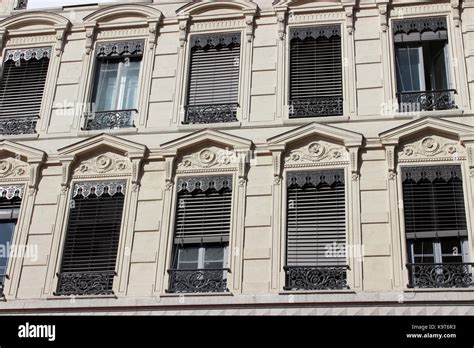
[72,181,127,198]
[4,47,51,62]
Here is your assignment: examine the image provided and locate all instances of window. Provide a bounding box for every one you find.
[284,169,348,290]
[168,176,232,293]
[393,17,456,111]
[0,47,51,135]
[85,41,144,130]
[55,182,126,296]
[289,25,343,118]
[401,165,472,288]
[184,33,241,124]
[0,186,23,295]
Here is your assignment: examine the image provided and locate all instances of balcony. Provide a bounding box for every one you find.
[289,97,343,118]
[183,103,238,124]
[167,268,230,293]
[397,89,457,113]
[54,271,115,296]
[407,263,474,288]
[0,117,37,136]
[284,265,349,291]
[83,109,136,131]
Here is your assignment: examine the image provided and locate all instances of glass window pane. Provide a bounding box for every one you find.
[204,246,224,262]
[0,221,16,275]
[177,246,199,263]
[93,60,119,111]
[412,239,434,255]
[204,261,224,269]
[119,59,141,110]
[440,237,462,257]
[414,256,434,264]
[396,44,422,92]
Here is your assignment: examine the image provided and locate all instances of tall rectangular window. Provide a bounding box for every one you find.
[185,33,241,124]
[85,41,143,130]
[55,182,126,296]
[0,47,51,135]
[285,170,348,290]
[401,165,472,288]
[0,185,23,295]
[393,17,456,111]
[289,25,343,118]
[168,176,232,293]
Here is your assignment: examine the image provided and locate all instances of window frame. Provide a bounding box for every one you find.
[180,29,245,125]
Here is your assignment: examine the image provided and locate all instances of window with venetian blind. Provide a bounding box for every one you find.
[289,25,343,118]
[85,40,144,131]
[0,47,51,135]
[168,176,232,293]
[285,169,348,290]
[401,165,472,288]
[55,182,126,296]
[0,185,23,295]
[185,33,241,124]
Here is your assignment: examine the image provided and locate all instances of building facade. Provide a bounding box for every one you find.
[0,0,472,315]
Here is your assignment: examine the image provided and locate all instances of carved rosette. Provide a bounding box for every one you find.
[284,141,347,166]
[73,153,131,177]
[0,158,29,180]
[399,136,465,162]
[177,147,237,171]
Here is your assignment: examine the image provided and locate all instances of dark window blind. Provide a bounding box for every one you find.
[60,184,125,274]
[402,165,467,239]
[174,176,232,244]
[287,170,346,266]
[289,26,343,117]
[0,56,50,119]
[187,33,241,107]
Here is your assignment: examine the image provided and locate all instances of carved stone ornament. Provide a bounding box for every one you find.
[398,135,465,161]
[0,185,24,200]
[4,47,52,62]
[72,181,127,198]
[285,141,347,166]
[177,147,237,171]
[0,158,28,180]
[73,152,130,177]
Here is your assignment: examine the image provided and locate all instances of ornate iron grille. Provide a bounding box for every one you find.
[55,271,115,296]
[167,269,230,293]
[284,266,349,290]
[289,97,344,118]
[83,110,136,130]
[184,103,239,124]
[407,263,474,288]
[397,90,457,112]
[0,117,37,135]
[15,0,27,10]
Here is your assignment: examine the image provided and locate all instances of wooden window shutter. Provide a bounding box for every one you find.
[286,170,346,266]
[289,26,343,117]
[174,176,232,245]
[401,165,467,239]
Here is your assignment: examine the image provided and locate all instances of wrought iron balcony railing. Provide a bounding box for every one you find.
[15,0,27,10]
[184,103,239,124]
[167,268,230,293]
[0,272,6,298]
[397,89,457,112]
[0,117,38,136]
[54,271,115,296]
[406,263,474,288]
[289,97,343,118]
[83,109,136,131]
[284,265,349,291]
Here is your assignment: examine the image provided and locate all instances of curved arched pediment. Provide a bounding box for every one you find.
[274,0,344,10]
[84,4,163,24]
[177,0,258,17]
[0,11,70,31]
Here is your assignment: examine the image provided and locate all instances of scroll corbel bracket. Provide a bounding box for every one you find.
[178,16,189,48]
[54,23,70,57]
[451,0,461,27]
[84,23,97,55]
[147,17,161,50]
[344,6,354,35]
[276,10,287,40]
[244,13,255,43]
[378,4,388,32]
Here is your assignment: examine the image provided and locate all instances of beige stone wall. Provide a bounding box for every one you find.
[0,0,472,312]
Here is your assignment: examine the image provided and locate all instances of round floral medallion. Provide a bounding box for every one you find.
[308,142,326,157]
[96,155,112,171]
[421,137,439,154]
[182,159,192,167]
[290,153,300,161]
[403,147,414,156]
[15,167,26,176]
[199,149,216,164]
[446,145,457,155]
[0,161,12,174]
[116,162,127,171]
